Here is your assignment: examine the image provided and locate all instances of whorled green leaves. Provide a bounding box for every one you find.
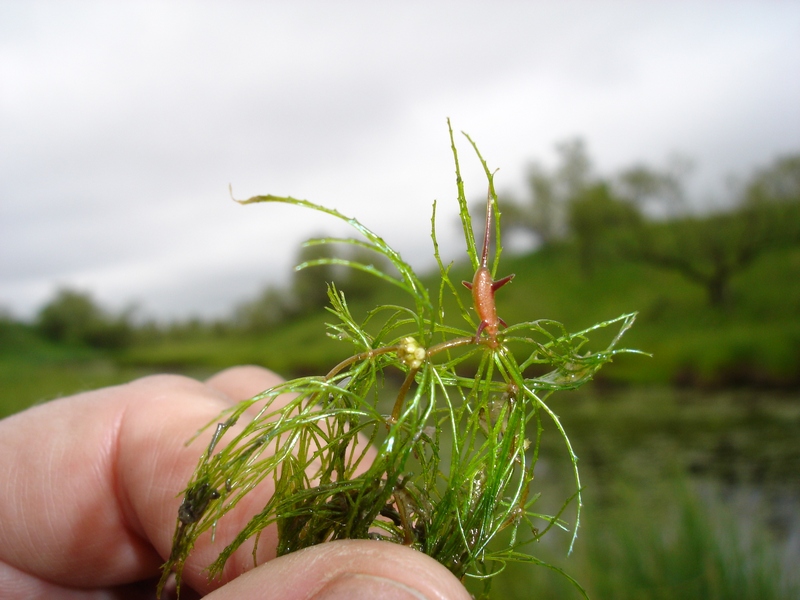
[159,121,642,598]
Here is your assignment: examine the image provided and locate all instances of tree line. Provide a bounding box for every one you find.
[498,141,800,306]
[12,144,800,350]
[10,241,390,350]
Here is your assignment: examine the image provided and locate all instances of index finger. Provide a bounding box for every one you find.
[0,369,284,595]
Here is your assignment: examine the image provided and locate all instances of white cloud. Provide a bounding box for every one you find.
[1,1,799,319]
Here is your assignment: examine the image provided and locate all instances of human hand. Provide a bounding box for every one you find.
[0,366,471,599]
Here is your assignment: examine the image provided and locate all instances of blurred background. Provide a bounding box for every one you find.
[1,2,799,598]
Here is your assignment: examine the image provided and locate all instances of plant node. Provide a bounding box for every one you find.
[158,121,642,600]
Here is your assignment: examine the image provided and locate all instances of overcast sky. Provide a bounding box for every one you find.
[2,2,799,321]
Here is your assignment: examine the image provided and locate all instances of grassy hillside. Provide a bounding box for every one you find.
[2,243,798,418]
[2,246,798,599]
[497,243,800,387]
[0,320,158,416]
[119,242,800,387]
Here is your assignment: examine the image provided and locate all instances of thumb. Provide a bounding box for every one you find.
[204,539,472,600]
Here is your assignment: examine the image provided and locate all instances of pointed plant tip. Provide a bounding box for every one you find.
[229,184,248,205]
[162,123,643,596]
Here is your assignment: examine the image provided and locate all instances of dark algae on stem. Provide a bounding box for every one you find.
[158,121,643,598]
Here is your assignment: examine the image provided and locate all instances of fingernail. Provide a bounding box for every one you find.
[310,573,431,600]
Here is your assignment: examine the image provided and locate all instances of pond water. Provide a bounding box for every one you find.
[499,386,800,599]
[565,387,798,531]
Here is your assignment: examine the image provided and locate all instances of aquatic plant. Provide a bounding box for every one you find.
[159,121,641,598]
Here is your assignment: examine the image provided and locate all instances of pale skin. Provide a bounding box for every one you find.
[0,366,471,600]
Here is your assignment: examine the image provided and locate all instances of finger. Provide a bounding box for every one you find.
[0,370,398,597]
[0,374,266,591]
[0,559,165,600]
[204,540,471,600]
[205,365,285,402]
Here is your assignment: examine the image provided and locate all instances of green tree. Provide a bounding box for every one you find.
[567,182,642,276]
[741,154,800,245]
[233,285,290,334]
[290,237,393,314]
[36,288,132,349]
[501,138,594,246]
[616,154,800,307]
[290,239,339,315]
[335,244,392,300]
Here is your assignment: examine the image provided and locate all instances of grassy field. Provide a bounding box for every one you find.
[484,387,800,599]
[117,241,800,386]
[2,242,799,419]
[485,475,800,600]
[1,243,798,599]
[202,244,798,386]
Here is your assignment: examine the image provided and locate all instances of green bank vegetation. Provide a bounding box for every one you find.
[158,124,645,596]
[1,133,798,599]
[2,147,799,417]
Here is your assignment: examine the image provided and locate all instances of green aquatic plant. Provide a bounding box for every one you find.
[159,121,642,598]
